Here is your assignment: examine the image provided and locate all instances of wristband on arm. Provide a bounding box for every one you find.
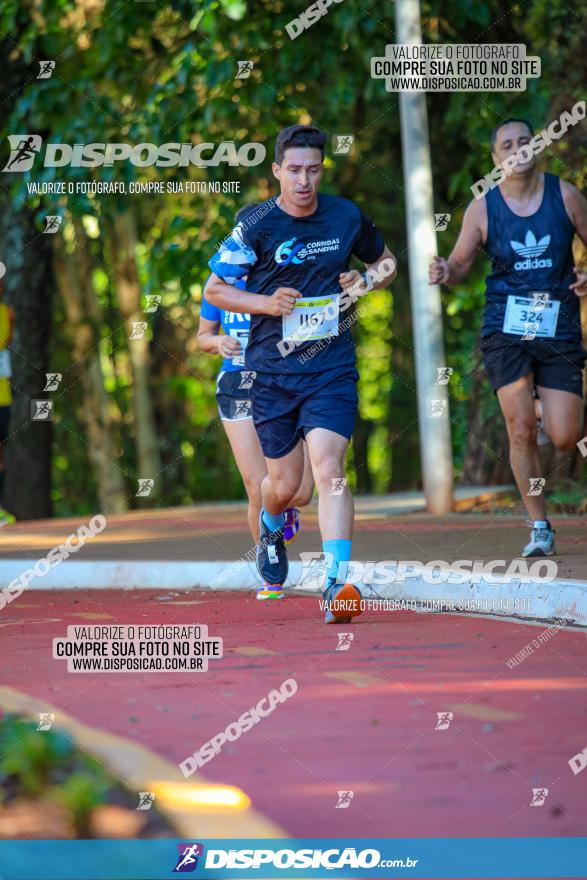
[361,271,374,292]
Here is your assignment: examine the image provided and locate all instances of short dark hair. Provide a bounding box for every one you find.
[234,203,257,224]
[491,118,534,150]
[274,125,326,164]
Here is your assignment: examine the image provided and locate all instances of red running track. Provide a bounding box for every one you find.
[2,588,587,846]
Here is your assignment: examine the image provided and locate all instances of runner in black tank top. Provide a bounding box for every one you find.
[429,118,587,558]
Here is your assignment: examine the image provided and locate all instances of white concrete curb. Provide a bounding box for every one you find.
[1,558,586,628]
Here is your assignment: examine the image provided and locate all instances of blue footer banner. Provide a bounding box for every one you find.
[0,838,585,878]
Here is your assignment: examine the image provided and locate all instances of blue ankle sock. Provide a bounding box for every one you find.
[262,508,285,532]
[323,539,352,589]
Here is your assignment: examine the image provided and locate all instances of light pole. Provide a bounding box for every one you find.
[395,0,454,513]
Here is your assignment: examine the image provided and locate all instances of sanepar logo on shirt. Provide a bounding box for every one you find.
[510,230,553,271]
[274,236,341,265]
[275,238,306,265]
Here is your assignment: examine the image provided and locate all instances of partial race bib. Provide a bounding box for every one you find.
[502,294,560,338]
[0,349,11,378]
[229,329,249,367]
[282,295,339,343]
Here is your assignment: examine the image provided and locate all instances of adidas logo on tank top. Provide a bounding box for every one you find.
[510,230,553,271]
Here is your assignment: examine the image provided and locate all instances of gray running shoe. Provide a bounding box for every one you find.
[256,514,289,586]
[521,524,556,557]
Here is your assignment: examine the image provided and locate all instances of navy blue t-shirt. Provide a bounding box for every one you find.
[482,173,579,340]
[208,194,385,374]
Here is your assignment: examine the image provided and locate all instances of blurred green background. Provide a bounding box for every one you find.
[0,0,585,518]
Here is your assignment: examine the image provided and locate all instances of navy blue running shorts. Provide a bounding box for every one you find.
[251,368,359,459]
[480,332,586,397]
[216,370,256,421]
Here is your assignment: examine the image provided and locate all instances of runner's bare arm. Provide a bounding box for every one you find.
[205,273,302,316]
[196,315,241,358]
[339,246,397,295]
[429,199,486,286]
[561,181,587,296]
[196,315,221,354]
[364,246,397,289]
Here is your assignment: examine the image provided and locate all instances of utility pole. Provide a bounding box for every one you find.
[395,0,454,513]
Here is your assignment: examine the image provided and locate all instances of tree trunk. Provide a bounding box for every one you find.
[0,202,53,519]
[53,221,128,514]
[0,37,53,518]
[106,210,161,499]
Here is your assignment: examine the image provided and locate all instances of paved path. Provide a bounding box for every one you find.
[2,588,586,841]
[0,497,586,581]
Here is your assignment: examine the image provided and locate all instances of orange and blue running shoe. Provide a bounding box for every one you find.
[323,581,363,624]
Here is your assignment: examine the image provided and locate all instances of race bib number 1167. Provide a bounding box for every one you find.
[282,295,339,343]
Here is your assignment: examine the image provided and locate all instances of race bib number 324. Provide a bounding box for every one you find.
[502,294,560,338]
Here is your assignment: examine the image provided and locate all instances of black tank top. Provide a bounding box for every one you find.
[482,173,579,340]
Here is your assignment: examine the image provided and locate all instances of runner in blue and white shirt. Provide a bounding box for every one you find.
[197,206,314,599]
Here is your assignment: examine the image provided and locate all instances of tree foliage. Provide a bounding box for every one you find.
[0,0,585,516]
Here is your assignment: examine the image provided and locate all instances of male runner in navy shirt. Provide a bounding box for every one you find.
[430,118,587,557]
[206,124,396,623]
